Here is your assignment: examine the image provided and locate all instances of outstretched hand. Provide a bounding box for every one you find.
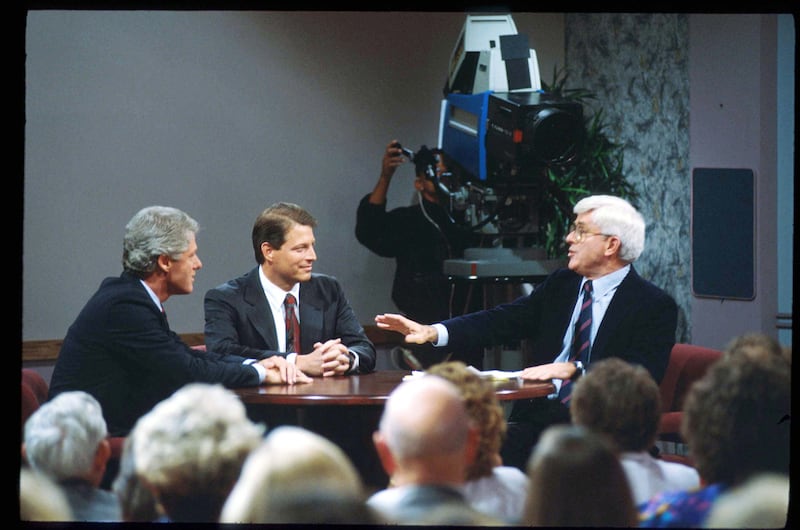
[374,313,439,345]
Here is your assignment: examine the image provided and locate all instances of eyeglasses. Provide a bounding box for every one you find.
[569,223,611,243]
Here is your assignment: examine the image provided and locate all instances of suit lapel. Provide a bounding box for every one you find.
[592,266,640,360]
[243,268,279,349]
[298,281,323,354]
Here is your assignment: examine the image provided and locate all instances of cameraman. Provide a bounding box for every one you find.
[355,140,484,368]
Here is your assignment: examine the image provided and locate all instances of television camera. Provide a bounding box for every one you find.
[429,14,585,276]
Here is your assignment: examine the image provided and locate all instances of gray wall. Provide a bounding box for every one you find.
[23,11,565,340]
[688,14,790,349]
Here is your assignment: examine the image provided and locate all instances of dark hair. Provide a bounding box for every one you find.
[570,357,661,451]
[523,425,637,527]
[251,202,317,264]
[682,352,791,486]
[413,145,442,177]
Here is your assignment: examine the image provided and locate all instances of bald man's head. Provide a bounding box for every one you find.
[378,375,472,461]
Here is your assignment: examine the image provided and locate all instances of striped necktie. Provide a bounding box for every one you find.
[559,280,593,403]
[284,293,300,353]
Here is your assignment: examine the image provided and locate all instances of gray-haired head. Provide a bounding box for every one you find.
[573,195,645,262]
[122,206,199,277]
[24,391,108,482]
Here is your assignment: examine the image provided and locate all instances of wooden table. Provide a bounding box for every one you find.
[233,369,555,405]
[234,370,554,491]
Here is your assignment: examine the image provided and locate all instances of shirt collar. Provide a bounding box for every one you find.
[258,266,300,306]
[139,280,164,312]
[586,264,630,299]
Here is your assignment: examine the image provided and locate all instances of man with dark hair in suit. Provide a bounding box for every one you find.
[49,206,308,438]
[376,194,678,469]
[204,201,376,376]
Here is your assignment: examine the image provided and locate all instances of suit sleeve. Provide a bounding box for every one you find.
[109,296,260,389]
[440,270,576,357]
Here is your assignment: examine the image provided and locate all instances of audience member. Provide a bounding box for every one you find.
[376,194,678,469]
[205,201,376,376]
[638,345,790,527]
[220,424,377,524]
[723,331,791,365]
[356,140,484,368]
[704,472,790,528]
[110,431,159,522]
[523,424,638,527]
[19,466,73,521]
[22,391,121,522]
[248,489,386,525]
[131,383,264,522]
[367,374,500,525]
[570,357,700,506]
[49,205,308,438]
[426,361,529,523]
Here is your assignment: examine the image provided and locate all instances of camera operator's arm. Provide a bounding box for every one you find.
[368,139,406,205]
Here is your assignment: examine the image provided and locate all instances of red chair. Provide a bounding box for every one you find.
[21,369,49,435]
[22,369,49,405]
[657,343,723,464]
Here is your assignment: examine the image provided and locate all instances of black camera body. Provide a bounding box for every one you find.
[485,91,584,184]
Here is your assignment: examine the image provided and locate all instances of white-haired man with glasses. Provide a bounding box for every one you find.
[375,194,678,470]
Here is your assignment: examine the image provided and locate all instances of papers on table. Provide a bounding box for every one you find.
[403,366,522,382]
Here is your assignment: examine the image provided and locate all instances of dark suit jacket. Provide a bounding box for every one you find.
[204,268,376,373]
[48,272,260,436]
[442,266,677,384]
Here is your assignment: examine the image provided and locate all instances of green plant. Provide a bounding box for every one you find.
[536,68,639,258]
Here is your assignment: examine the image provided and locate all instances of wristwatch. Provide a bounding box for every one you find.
[572,360,585,378]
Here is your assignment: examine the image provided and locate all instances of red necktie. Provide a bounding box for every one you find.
[559,280,593,403]
[284,293,300,353]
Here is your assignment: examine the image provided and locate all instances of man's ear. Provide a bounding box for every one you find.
[604,235,622,257]
[93,438,111,476]
[372,431,396,476]
[156,254,171,273]
[261,242,273,264]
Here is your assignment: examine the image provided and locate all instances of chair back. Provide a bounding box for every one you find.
[659,343,723,414]
[21,369,49,434]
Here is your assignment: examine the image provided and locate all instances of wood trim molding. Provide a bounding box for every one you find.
[21,339,64,362]
[22,326,399,363]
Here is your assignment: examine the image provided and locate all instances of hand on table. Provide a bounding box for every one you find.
[258,355,312,385]
[519,362,577,381]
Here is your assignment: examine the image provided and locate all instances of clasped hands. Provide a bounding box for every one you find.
[296,338,353,377]
[375,313,578,381]
[258,338,352,382]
